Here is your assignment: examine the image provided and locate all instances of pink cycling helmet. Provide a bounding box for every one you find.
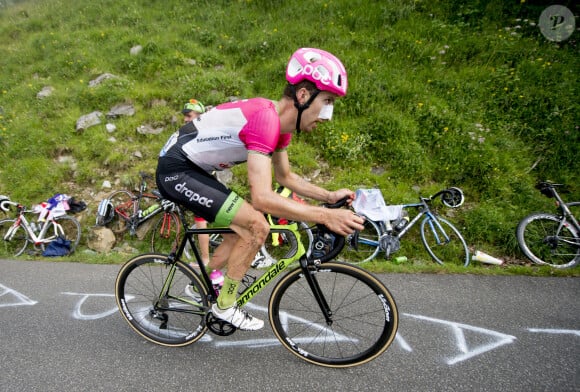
[286,48,347,96]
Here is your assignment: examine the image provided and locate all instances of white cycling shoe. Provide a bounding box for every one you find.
[251,253,276,269]
[211,304,264,330]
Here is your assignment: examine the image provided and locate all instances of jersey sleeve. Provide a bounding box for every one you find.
[240,101,283,155]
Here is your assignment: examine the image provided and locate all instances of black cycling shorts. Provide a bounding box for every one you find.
[156,165,243,226]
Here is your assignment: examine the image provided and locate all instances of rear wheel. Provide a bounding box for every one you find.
[516,213,580,268]
[53,215,81,254]
[115,253,209,346]
[339,217,381,264]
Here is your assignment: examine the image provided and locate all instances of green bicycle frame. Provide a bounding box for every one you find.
[236,223,305,307]
[161,223,306,308]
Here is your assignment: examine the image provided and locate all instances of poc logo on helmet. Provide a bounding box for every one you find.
[174,182,213,207]
[300,64,331,86]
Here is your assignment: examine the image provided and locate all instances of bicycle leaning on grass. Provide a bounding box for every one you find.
[114,198,399,368]
[516,181,580,269]
[343,187,470,266]
[96,171,189,255]
[0,199,81,256]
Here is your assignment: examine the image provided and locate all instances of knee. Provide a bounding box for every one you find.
[247,212,270,246]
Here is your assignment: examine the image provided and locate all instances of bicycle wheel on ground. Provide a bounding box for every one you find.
[339,217,381,264]
[150,212,182,255]
[54,215,81,254]
[115,253,209,346]
[269,262,398,368]
[421,216,469,266]
[516,212,580,269]
[0,219,29,256]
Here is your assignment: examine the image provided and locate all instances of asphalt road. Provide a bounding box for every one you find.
[1,258,578,392]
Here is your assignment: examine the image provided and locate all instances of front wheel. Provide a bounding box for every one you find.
[269,262,398,368]
[516,213,580,269]
[421,216,470,266]
[0,219,29,256]
[115,253,209,346]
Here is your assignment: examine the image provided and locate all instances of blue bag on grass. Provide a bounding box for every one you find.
[42,237,71,257]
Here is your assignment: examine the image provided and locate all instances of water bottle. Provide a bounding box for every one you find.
[30,222,39,233]
[140,203,159,218]
[209,270,224,295]
[393,211,410,232]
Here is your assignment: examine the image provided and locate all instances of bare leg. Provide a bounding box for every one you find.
[195,219,210,265]
[209,201,269,280]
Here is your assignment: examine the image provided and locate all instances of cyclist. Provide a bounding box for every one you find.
[181,99,211,265]
[156,48,364,330]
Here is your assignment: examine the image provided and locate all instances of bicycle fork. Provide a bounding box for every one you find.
[425,213,451,245]
[300,257,333,325]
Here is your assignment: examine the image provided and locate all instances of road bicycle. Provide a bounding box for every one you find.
[96,172,189,255]
[516,181,580,269]
[343,187,470,266]
[115,198,399,368]
[0,199,81,256]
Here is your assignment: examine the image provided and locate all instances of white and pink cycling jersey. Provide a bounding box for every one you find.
[159,98,292,173]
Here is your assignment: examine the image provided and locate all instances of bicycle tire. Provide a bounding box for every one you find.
[0,219,29,256]
[516,213,580,269]
[339,217,381,264]
[420,216,470,266]
[115,253,209,346]
[54,215,81,254]
[150,212,182,255]
[269,262,398,368]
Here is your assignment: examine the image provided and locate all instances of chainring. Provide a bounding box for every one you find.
[380,235,400,258]
[205,312,237,336]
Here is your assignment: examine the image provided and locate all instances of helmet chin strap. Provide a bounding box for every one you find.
[290,86,320,134]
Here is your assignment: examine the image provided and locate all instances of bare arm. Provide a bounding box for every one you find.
[248,151,363,236]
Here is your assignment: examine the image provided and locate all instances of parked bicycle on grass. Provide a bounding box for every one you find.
[115,197,398,368]
[516,181,580,269]
[344,187,470,266]
[96,172,190,255]
[0,198,81,256]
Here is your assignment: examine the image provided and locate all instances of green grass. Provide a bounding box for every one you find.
[0,0,578,276]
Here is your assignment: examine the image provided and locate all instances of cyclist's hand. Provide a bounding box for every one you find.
[324,208,364,237]
[328,189,355,205]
